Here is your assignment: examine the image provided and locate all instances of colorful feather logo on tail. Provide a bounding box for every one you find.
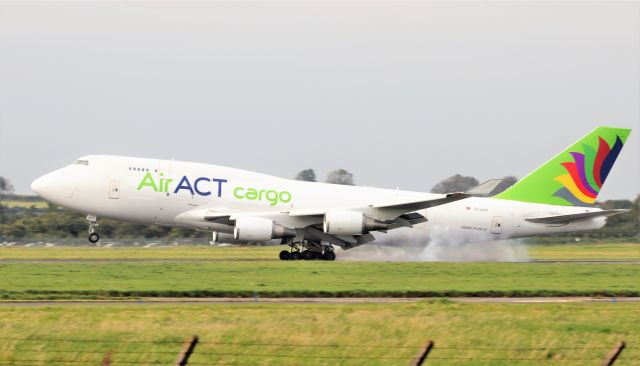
[553,136,624,206]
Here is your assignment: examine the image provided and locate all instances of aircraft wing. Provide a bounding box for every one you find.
[192,211,377,249]
[368,179,501,215]
[372,192,468,213]
[286,192,468,221]
[176,191,470,248]
[525,209,630,225]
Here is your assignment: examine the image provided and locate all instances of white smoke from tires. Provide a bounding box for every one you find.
[336,225,529,262]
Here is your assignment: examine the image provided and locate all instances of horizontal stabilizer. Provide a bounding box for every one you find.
[525,209,630,225]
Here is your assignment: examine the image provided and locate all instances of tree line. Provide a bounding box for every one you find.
[0,174,638,240]
[295,168,355,185]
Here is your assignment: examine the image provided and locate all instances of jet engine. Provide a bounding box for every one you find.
[323,210,388,235]
[211,231,236,244]
[233,216,296,241]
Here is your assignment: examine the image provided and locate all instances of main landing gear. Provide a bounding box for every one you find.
[279,241,336,261]
[87,215,100,243]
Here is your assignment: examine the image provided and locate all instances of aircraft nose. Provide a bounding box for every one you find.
[31,174,52,196]
[31,168,81,207]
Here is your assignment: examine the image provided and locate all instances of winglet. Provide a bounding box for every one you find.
[465,179,505,197]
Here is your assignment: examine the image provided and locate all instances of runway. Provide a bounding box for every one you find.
[0,258,267,263]
[1,259,639,263]
[0,297,638,306]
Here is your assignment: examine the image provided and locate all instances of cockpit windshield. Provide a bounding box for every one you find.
[72,160,89,166]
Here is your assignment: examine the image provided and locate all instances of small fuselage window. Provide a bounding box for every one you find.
[73,160,89,166]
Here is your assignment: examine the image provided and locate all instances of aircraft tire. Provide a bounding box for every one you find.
[301,250,314,260]
[322,251,336,261]
[88,233,100,243]
[279,250,291,261]
[290,252,300,261]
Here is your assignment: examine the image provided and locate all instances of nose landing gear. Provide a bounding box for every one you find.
[86,215,100,244]
[88,232,100,243]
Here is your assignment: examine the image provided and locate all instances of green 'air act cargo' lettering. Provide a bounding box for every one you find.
[137,172,173,193]
[135,172,292,205]
[137,173,227,197]
[234,187,292,206]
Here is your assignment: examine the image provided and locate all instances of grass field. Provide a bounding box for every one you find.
[0,244,638,299]
[0,244,638,365]
[0,301,638,366]
[0,260,638,299]
[1,242,638,261]
[529,242,640,260]
[0,200,48,209]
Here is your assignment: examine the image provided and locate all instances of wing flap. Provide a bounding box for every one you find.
[386,212,428,230]
[302,226,374,249]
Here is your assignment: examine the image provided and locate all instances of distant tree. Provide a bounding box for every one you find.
[294,169,317,182]
[599,199,634,210]
[0,177,14,239]
[634,194,640,231]
[431,174,479,194]
[326,169,355,185]
[0,177,14,195]
[491,176,518,195]
[597,199,637,234]
[635,194,640,222]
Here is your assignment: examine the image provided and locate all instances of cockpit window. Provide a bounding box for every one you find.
[73,160,89,166]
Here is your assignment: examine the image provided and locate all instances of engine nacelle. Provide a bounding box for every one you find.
[233,216,296,241]
[323,210,388,235]
[211,231,236,244]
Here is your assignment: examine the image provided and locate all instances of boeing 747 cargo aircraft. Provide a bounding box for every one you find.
[31,126,631,260]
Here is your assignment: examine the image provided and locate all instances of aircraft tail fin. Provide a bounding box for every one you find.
[493,126,631,206]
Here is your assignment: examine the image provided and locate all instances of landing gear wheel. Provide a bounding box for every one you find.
[290,252,300,261]
[322,251,336,261]
[301,250,314,260]
[279,250,291,261]
[86,215,100,244]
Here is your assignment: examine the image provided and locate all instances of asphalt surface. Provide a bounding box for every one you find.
[0,297,638,306]
[1,259,639,263]
[0,258,267,263]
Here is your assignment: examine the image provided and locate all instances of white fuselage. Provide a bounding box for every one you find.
[31,155,606,242]
[421,197,604,242]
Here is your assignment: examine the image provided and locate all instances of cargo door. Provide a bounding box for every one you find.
[109,180,120,199]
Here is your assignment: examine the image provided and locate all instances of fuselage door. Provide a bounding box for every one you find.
[491,216,503,234]
[109,180,121,199]
[155,160,173,223]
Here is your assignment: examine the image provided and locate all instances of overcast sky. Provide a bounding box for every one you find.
[1,1,638,200]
